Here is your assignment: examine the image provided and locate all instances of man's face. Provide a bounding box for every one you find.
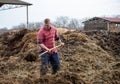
[44,23,51,29]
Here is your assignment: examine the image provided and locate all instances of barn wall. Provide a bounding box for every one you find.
[84,18,108,31]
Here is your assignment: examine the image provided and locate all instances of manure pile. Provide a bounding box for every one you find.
[85,31,120,61]
[0,29,119,84]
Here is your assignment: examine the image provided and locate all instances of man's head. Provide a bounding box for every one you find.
[44,18,51,30]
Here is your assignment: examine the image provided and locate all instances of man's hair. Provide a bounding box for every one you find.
[44,18,50,24]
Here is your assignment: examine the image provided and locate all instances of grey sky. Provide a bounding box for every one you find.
[0,0,120,29]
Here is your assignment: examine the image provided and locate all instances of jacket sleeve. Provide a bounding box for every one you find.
[37,30,44,44]
[55,29,60,41]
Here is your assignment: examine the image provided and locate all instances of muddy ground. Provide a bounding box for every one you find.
[0,29,120,84]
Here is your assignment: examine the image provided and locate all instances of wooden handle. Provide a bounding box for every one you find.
[39,44,62,56]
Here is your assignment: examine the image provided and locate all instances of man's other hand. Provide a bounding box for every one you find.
[60,42,64,46]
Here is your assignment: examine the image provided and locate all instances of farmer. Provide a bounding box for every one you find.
[37,18,64,76]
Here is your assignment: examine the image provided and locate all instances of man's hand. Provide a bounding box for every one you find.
[40,44,51,52]
[58,39,64,46]
[46,48,51,53]
[60,42,65,46]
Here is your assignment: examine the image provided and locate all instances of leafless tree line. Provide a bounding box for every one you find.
[12,16,84,30]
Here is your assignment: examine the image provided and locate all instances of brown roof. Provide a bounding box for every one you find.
[98,17,120,23]
[83,17,120,23]
[0,0,32,6]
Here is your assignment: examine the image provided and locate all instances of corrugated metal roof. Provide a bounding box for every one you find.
[0,0,32,6]
[99,17,120,23]
[83,17,120,23]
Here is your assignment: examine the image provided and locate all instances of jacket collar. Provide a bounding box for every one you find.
[43,25,52,31]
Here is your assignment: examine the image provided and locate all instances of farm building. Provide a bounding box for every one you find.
[0,0,32,28]
[83,17,120,32]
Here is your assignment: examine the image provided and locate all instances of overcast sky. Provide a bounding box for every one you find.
[0,0,120,29]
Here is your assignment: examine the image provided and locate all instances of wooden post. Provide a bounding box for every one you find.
[107,22,110,32]
[26,6,29,28]
[116,24,118,32]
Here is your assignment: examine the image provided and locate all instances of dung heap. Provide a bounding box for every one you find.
[85,31,120,61]
[0,29,119,84]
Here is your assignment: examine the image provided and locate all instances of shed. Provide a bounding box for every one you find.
[0,0,32,28]
[83,17,120,32]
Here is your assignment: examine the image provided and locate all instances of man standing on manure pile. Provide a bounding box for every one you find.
[37,18,64,76]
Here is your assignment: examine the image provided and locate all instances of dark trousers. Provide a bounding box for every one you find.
[40,52,60,76]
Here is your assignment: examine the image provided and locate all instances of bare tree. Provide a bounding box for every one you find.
[0,27,8,34]
[68,18,81,29]
[53,16,69,28]
[12,22,43,30]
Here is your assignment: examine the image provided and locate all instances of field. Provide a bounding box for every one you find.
[0,29,120,84]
